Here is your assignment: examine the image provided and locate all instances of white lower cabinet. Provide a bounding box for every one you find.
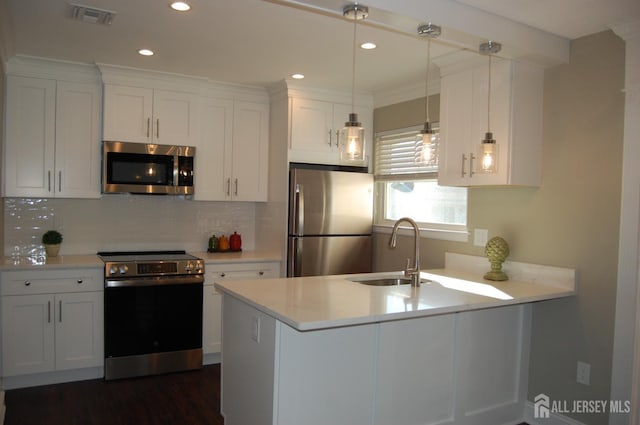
[0,269,104,378]
[202,261,280,356]
[221,295,530,425]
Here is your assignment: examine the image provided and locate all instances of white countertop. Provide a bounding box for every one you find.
[214,253,576,331]
[0,250,281,271]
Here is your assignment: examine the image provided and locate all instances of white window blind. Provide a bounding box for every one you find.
[374,124,439,180]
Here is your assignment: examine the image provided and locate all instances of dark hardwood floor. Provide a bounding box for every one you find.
[4,364,224,425]
[5,364,532,425]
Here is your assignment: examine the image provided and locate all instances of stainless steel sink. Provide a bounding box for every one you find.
[349,276,434,286]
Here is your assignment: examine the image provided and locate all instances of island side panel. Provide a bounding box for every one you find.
[375,314,456,425]
[275,321,377,425]
[221,294,277,425]
[455,304,530,424]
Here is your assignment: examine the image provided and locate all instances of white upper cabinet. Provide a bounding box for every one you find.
[290,98,373,167]
[281,83,373,167]
[196,98,269,202]
[438,58,543,187]
[103,85,199,146]
[4,74,101,198]
[290,98,334,153]
[195,97,235,201]
[230,101,269,202]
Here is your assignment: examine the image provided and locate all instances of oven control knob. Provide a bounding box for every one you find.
[185,262,193,272]
[109,266,118,275]
[119,265,129,275]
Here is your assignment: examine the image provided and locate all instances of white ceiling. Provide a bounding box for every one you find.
[0,0,638,97]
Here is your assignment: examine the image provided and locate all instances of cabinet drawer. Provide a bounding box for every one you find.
[1,268,103,296]
[205,261,280,286]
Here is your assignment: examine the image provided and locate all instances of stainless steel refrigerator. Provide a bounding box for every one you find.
[287,167,373,277]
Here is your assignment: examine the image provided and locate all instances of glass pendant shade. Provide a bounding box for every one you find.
[480,132,498,173]
[340,113,365,161]
[415,122,439,167]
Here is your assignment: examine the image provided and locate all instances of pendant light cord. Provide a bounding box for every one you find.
[424,38,431,124]
[351,8,357,112]
[487,54,492,133]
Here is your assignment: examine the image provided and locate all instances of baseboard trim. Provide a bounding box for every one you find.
[524,401,587,425]
[2,367,103,390]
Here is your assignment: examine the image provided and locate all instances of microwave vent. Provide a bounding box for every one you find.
[70,3,116,25]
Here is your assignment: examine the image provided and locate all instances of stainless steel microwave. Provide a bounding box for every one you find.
[102,141,195,195]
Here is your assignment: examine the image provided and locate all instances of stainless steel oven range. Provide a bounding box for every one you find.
[98,250,204,380]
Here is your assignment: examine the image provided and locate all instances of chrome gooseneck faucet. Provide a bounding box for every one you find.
[389,217,421,287]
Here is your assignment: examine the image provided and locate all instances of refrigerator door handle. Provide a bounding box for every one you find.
[288,237,303,277]
[294,183,304,236]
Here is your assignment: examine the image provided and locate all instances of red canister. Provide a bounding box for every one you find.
[230,232,242,251]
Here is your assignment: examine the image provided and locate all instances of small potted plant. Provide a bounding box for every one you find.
[42,230,63,257]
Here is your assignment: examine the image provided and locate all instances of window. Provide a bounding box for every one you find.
[374,125,468,241]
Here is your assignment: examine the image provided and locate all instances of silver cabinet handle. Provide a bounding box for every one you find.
[327,130,332,146]
[226,178,231,196]
[234,178,238,196]
[469,153,475,177]
[58,170,62,192]
[48,171,52,192]
[59,300,62,323]
[335,130,340,147]
[156,118,160,139]
[48,301,51,323]
[77,279,83,284]
[146,117,151,138]
[24,281,31,286]
[461,154,467,178]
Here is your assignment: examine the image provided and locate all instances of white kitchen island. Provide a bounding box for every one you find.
[214,253,576,425]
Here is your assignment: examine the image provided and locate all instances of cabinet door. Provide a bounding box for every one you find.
[438,69,474,187]
[103,85,153,142]
[203,261,280,355]
[152,89,199,146]
[202,285,222,354]
[1,294,55,376]
[231,101,269,202]
[4,76,56,197]
[195,97,234,201]
[55,81,101,198]
[55,292,104,370]
[290,98,334,154]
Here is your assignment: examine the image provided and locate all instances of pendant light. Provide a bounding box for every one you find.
[479,40,501,173]
[339,3,368,163]
[415,23,441,167]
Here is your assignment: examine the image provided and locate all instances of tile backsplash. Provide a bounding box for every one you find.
[4,196,257,256]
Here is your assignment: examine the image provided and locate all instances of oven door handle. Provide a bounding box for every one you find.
[105,275,204,288]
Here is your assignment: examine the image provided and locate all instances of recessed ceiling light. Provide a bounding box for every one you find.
[360,42,376,50]
[170,2,191,11]
[291,73,305,80]
[138,49,154,56]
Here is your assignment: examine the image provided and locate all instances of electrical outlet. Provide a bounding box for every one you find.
[251,316,260,343]
[577,361,591,385]
[474,229,489,247]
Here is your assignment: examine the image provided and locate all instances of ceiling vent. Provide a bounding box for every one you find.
[70,3,116,25]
